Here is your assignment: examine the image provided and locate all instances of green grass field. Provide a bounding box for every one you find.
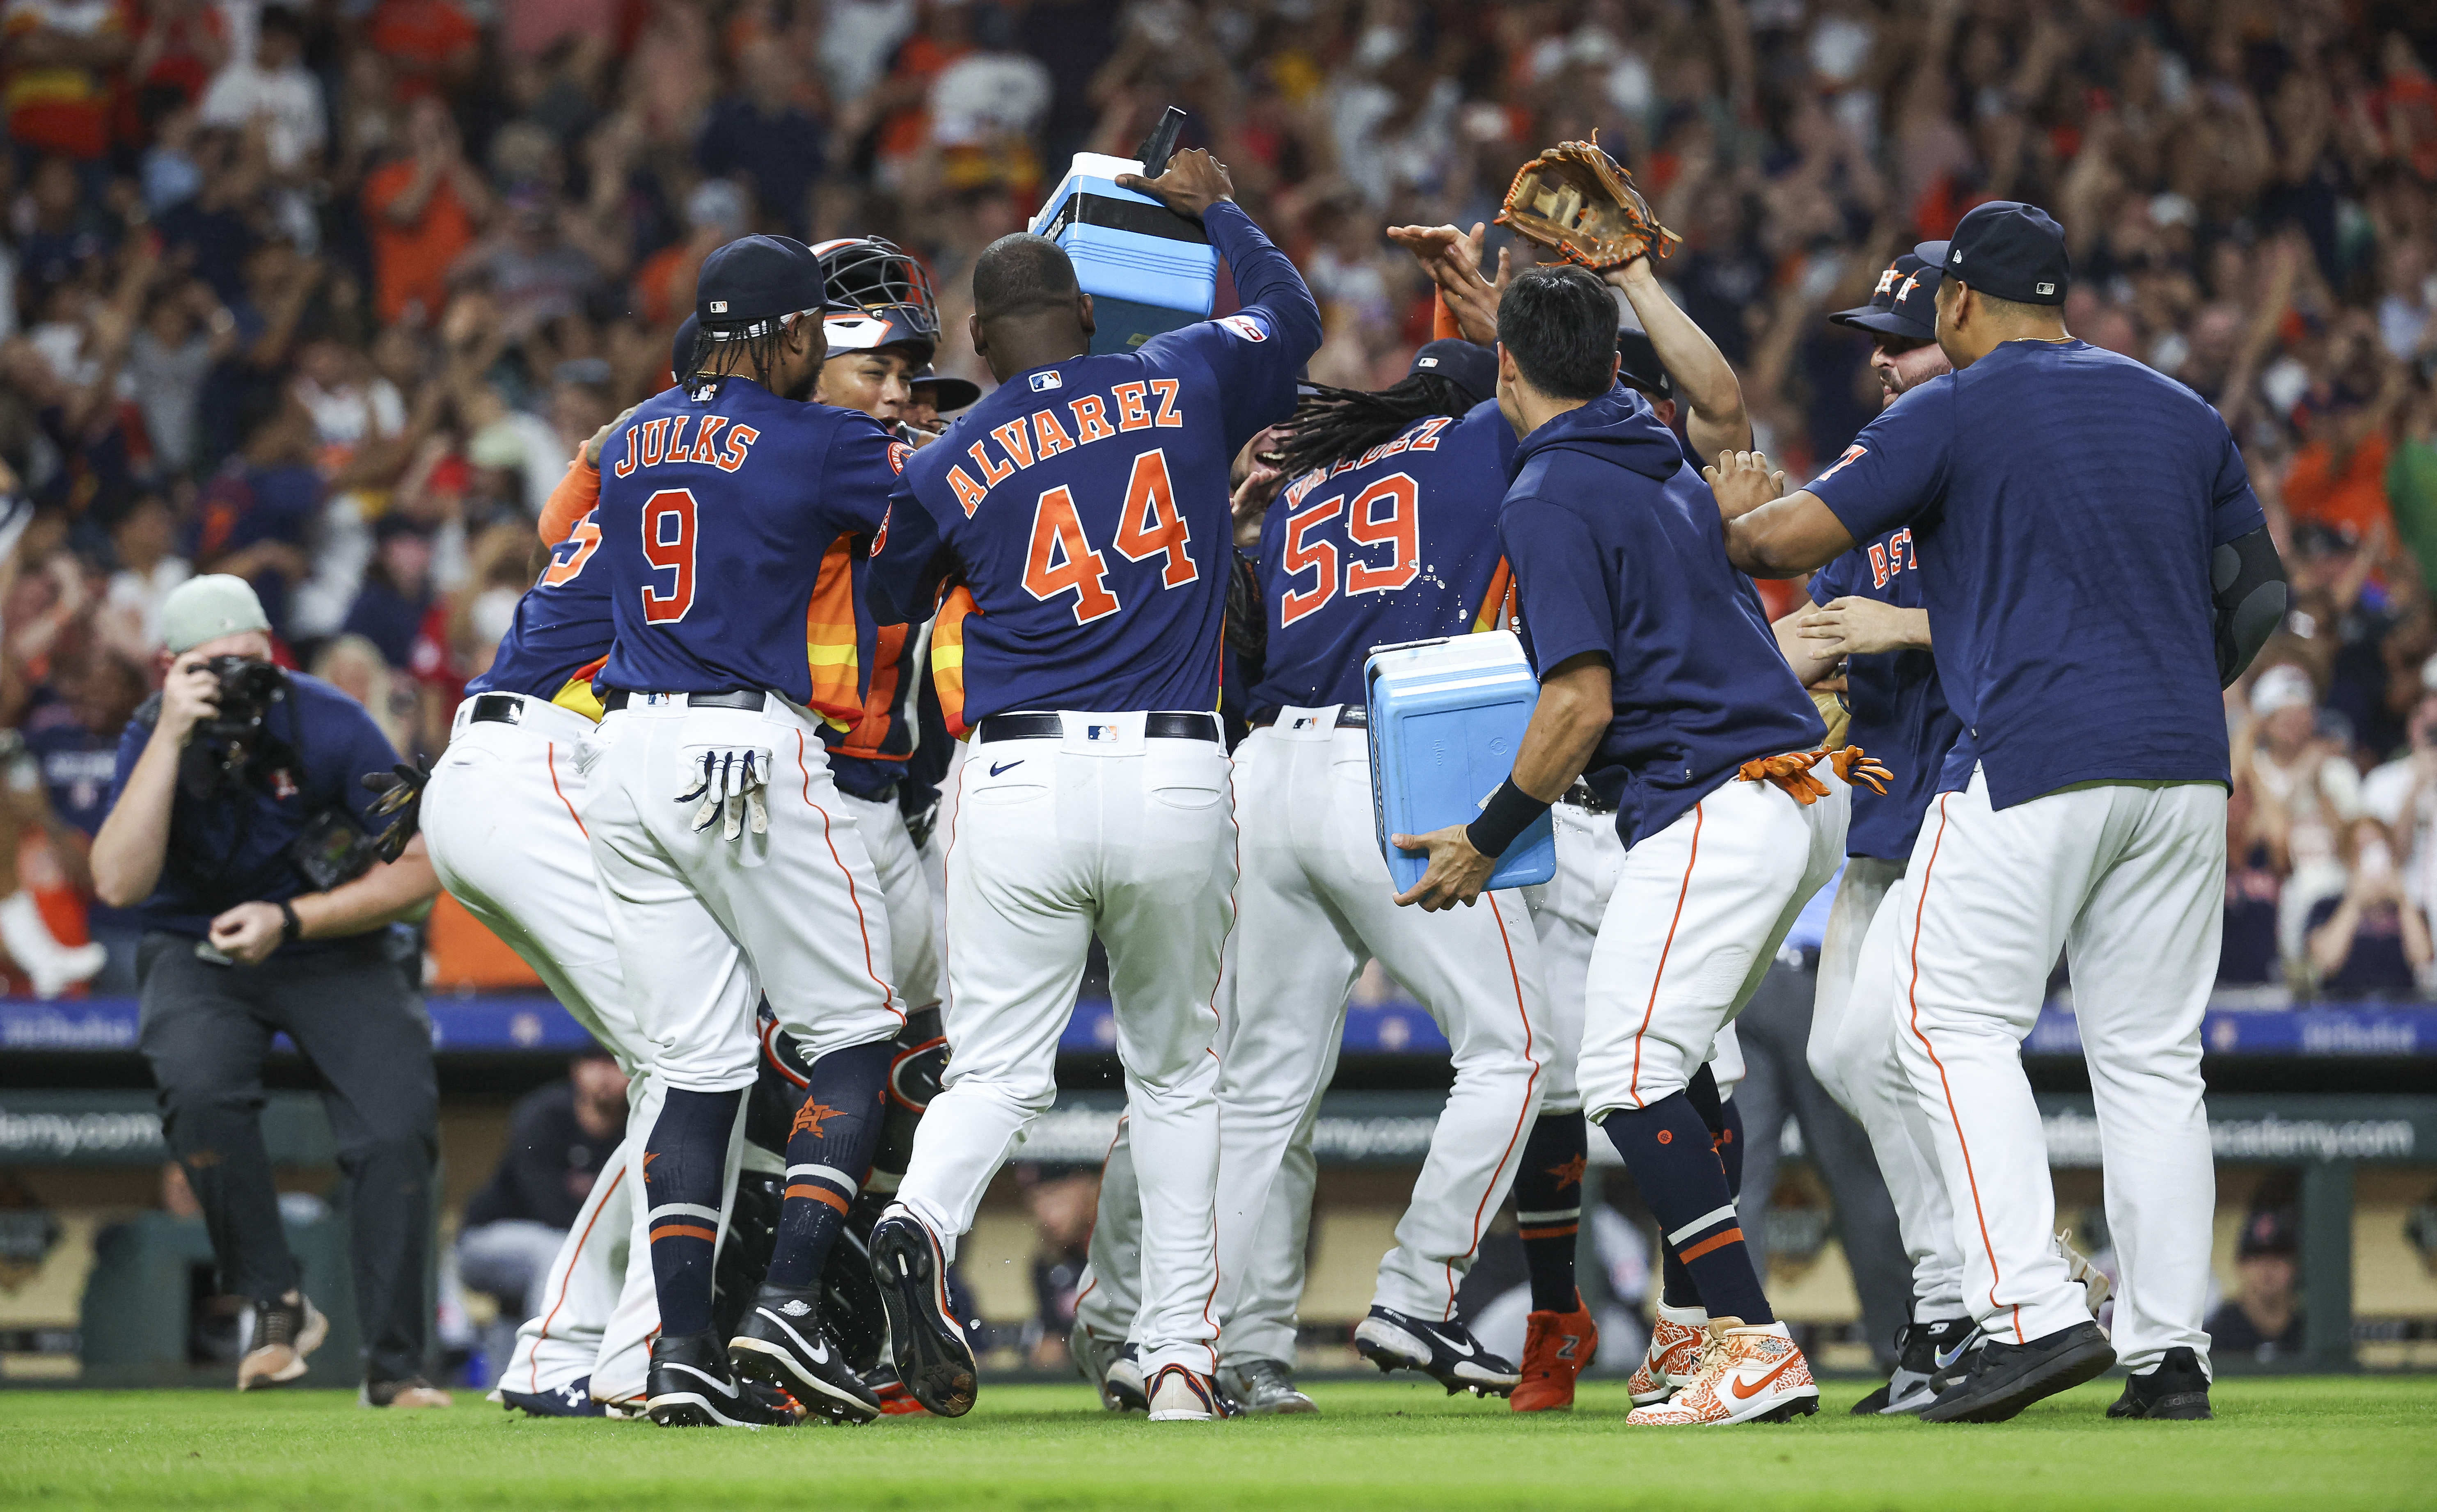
[5,1377,2433,1511]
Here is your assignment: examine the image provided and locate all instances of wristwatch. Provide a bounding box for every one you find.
[277,899,302,945]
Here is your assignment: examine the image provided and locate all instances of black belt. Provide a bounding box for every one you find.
[974,711,1221,743]
[1563,779,1616,815]
[470,693,526,726]
[598,689,765,713]
[1249,706,1367,729]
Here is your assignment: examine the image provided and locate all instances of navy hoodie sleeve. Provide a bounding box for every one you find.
[1499,497,1615,675]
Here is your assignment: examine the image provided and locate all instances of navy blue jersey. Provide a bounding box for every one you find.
[1249,399,1519,713]
[109,672,401,946]
[1808,339,2265,809]
[467,493,616,717]
[22,699,121,835]
[595,377,907,724]
[1808,528,1960,860]
[1500,384,1824,847]
[867,200,1321,720]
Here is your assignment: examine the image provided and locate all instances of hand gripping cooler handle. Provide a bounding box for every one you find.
[1134,106,1188,177]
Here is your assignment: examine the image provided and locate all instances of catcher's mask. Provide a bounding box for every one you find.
[814,236,941,362]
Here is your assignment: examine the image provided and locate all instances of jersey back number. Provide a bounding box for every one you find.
[1021,448,1198,624]
[640,489,698,623]
[541,509,603,586]
[1278,472,1420,628]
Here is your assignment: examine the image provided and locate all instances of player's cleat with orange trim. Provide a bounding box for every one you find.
[1625,1318,1818,1426]
[1919,1320,2114,1424]
[1219,1357,1317,1415]
[1144,1364,1232,1421]
[1512,1295,1601,1412]
[499,1376,607,1417]
[236,1290,327,1391]
[1626,1300,1706,1404]
[870,1209,978,1418]
[646,1329,797,1428]
[866,1363,928,1415]
[730,1284,882,1424]
[1353,1306,1519,1397]
[2106,1345,2212,1421]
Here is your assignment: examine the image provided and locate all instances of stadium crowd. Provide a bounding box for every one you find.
[0,0,2434,1001]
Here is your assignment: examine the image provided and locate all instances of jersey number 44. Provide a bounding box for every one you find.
[1022,448,1198,624]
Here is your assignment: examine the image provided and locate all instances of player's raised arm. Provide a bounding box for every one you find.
[1605,259,1751,460]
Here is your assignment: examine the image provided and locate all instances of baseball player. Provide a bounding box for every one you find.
[584,233,909,1428]
[863,149,1321,1423]
[1397,264,1850,1427]
[1713,201,2287,1423]
[1401,228,1769,1413]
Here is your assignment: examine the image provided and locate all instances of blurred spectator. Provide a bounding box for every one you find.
[15,645,145,985]
[364,98,492,326]
[342,515,434,671]
[195,6,323,179]
[696,46,826,236]
[457,1052,627,1359]
[1012,1162,1097,1370]
[2,0,131,163]
[2304,816,2432,997]
[2206,1206,2306,1362]
[192,394,319,636]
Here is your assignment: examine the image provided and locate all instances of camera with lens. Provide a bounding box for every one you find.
[177,655,289,800]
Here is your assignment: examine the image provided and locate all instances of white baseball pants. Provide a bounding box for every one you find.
[1810,855,1966,1319]
[1891,771,2222,1376]
[894,712,1235,1378]
[579,693,905,1092]
[1525,800,1746,1105]
[1580,775,1846,1121]
[1218,718,1545,1325]
[838,788,945,1012]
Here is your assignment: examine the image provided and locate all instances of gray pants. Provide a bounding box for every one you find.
[137,930,439,1385]
[1730,956,1912,1368]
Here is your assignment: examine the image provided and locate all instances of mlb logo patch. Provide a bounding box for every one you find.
[1218,313,1269,343]
[2035,281,2055,295]
[1087,724,1116,741]
[1291,715,1319,730]
[1030,370,1064,392]
[1415,356,1440,368]
[710,300,729,313]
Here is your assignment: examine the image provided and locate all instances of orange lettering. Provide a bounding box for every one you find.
[989,419,1036,470]
[1031,408,1076,460]
[640,418,670,467]
[689,416,728,464]
[665,416,694,461]
[717,424,759,472]
[1409,416,1453,451]
[612,425,639,478]
[1068,394,1115,443]
[1149,378,1183,427]
[948,465,987,517]
[968,440,1014,489]
[1113,382,1152,431]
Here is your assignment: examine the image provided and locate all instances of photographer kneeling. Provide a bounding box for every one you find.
[92,576,449,1407]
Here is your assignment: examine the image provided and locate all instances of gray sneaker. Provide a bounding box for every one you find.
[1070,1321,1146,1412]
[1218,1357,1317,1415]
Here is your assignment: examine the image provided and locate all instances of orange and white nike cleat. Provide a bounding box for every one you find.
[1511,1294,1601,1413]
[1626,1301,1706,1404]
[1627,1318,1819,1425]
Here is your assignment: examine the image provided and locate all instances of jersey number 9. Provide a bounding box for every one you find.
[641,489,698,623]
[1021,448,1198,625]
[1278,473,1421,628]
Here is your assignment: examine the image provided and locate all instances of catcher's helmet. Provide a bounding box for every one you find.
[812,237,940,361]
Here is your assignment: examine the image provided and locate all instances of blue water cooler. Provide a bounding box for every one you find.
[1029,151,1218,354]
[1365,631,1557,893]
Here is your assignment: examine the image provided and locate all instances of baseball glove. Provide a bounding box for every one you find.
[1737,745,1894,806]
[1496,135,1679,271]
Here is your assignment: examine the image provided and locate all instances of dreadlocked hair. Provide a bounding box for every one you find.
[694,327,789,389]
[1270,373,1477,481]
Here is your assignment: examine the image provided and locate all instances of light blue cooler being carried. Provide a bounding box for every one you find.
[1365,631,1557,893]
[1029,151,1218,355]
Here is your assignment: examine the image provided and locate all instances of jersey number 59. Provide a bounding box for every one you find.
[640,489,698,623]
[1021,449,1198,625]
[1279,473,1420,627]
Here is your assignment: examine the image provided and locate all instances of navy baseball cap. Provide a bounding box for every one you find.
[695,234,828,339]
[1615,329,1674,402]
[1915,201,2069,306]
[1829,253,1943,341]
[1409,339,1498,408]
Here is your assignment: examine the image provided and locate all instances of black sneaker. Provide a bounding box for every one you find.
[646,1330,797,1428]
[2107,1346,2213,1420]
[1853,1316,1975,1415]
[499,1375,606,1417]
[1920,1321,2116,1424]
[870,1210,978,1418]
[1352,1306,1520,1397]
[730,1284,882,1424]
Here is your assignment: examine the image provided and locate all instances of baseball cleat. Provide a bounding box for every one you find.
[870,1209,978,1418]
[236,1290,328,1391]
[865,1361,928,1415]
[2057,1229,2112,1322]
[1104,1345,1149,1413]
[1920,1320,2115,1424]
[499,1376,607,1417]
[360,1377,453,1409]
[1070,1320,1141,1412]
[1625,1318,1819,1426]
[729,1284,882,1424]
[1144,1364,1231,1421]
[1512,1294,1600,1413]
[1851,1316,1974,1415]
[1626,1300,1707,1404]
[646,1330,797,1427]
[2107,1346,2213,1421]
[1352,1306,1519,1397]
[1219,1357,1317,1415]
